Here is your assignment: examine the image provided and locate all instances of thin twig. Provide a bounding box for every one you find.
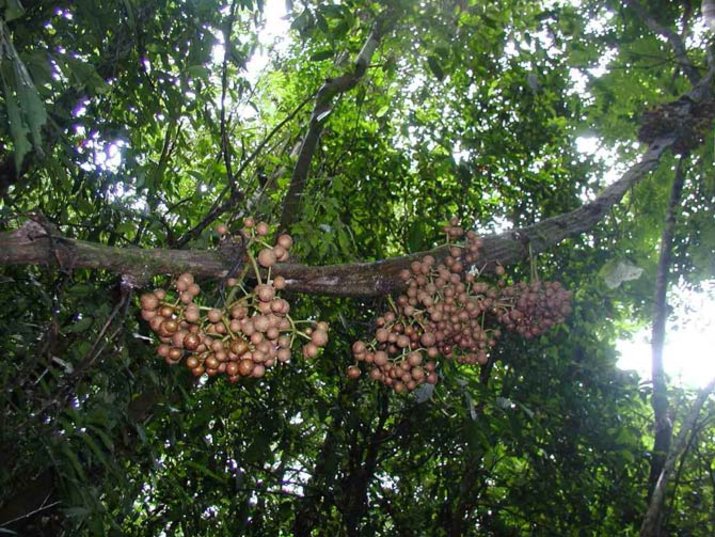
[0,498,60,527]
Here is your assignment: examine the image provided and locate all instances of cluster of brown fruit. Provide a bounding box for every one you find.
[349,218,571,393]
[496,280,572,338]
[139,219,328,382]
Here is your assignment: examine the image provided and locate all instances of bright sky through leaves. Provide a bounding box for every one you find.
[617,282,715,389]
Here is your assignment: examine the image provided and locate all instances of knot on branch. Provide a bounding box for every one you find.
[12,219,49,242]
[218,233,246,266]
[638,96,715,154]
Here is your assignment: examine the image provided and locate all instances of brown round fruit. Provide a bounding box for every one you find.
[140,293,159,310]
[183,333,200,350]
[237,359,254,376]
[255,284,275,302]
[311,329,329,347]
[256,222,269,236]
[258,248,277,268]
[276,234,293,250]
[302,343,319,359]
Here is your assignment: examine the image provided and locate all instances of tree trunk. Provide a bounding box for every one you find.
[647,155,687,500]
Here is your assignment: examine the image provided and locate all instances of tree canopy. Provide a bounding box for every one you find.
[1,0,715,535]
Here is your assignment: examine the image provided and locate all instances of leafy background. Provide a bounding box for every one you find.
[0,0,714,535]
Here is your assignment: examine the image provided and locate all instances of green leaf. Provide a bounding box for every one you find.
[0,22,47,162]
[186,64,210,79]
[120,0,136,32]
[310,49,334,62]
[3,0,25,22]
[375,104,389,118]
[244,430,271,464]
[86,424,115,453]
[79,430,109,467]
[60,443,87,481]
[0,64,31,170]
[427,55,445,81]
[618,449,636,465]
[63,507,91,518]
[21,50,52,87]
[63,57,109,94]
[600,259,644,289]
[116,221,136,236]
[65,316,94,334]
[406,219,428,252]
[185,460,227,483]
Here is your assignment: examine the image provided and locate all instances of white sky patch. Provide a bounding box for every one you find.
[452,141,469,164]
[583,5,614,36]
[210,0,289,121]
[212,0,290,84]
[617,281,715,389]
[568,47,617,100]
[79,137,125,173]
[686,18,709,49]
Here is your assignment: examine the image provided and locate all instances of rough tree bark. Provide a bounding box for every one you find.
[336,391,390,536]
[292,380,355,537]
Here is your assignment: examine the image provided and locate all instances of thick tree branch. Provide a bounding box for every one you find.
[278,15,390,232]
[0,132,678,296]
[623,0,701,85]
[647,154,688,500]
[337,391,390,534]
[640,378,715,537]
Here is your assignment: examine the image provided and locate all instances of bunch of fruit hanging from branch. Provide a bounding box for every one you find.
[348,218,572,394]
[138,218,329,383]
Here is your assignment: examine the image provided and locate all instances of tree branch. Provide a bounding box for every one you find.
[639,378,715,537]
[0,132,678,296]
[623,0,701,85]
[647,153,688,499]
[278,14,390,232]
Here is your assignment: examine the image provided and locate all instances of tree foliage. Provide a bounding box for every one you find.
[0,0,714,535]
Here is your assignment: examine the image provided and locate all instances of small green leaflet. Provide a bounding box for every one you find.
[1,0,25,22]
[427,55,445,81]
[0,19,47,171]
[310,49,334,62]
